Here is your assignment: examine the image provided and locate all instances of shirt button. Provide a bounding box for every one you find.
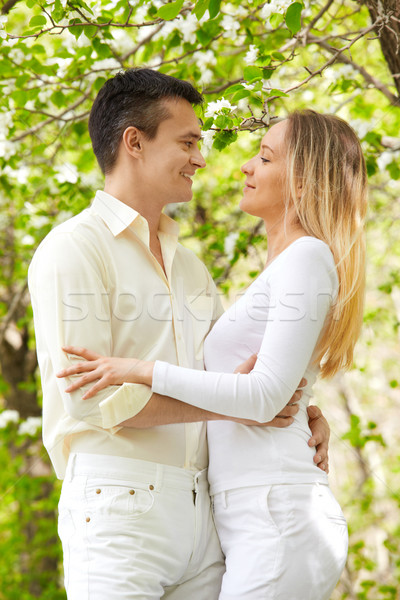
[129,489,135,495]
[86,517,91,523]
[96,489,101,494]
[149,484,154,491]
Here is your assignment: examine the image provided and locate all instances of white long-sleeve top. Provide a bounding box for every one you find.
[152,237,338,494]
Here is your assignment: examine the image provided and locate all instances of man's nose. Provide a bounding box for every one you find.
[191,146,206,169]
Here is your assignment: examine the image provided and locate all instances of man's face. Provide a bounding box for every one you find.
[138,98,206,206]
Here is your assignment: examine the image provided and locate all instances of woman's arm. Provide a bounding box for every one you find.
[149,244,337,422]
[57,244,337,423]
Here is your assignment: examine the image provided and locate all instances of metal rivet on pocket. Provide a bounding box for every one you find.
[96,489,101,494]
[86,517,91,523]
[149,484,154,491]
[129,489,135,495]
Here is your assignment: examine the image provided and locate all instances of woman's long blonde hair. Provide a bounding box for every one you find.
[285,110,368,378]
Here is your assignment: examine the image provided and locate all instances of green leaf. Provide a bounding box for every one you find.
[215,114,229,129]
[75,0,94,15]
[196,27,212,45]
[285,2,303,35]
[243,66,263,82]
[51,90,65,108]
[29,15,47,27]
[71,25,84,40]
[269,13,284,28]
[225,84,246,95]
[387,161,400,180]
[84,25,98,39]
[267,88,289,97]
[272,51,285,60]
[203,117,214,130]
[231,89,251,102]
[156,0,184,21]
[208,0,221,19]
[213,130,237,151]
[26,0,37,7]
[16,74,30,88]
[193,0,209,20]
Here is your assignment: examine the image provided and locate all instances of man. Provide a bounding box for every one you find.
[28,68,329,599]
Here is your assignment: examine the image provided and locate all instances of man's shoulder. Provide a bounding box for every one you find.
[33,207,106,256]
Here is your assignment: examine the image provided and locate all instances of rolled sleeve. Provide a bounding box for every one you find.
[100,383,153,428]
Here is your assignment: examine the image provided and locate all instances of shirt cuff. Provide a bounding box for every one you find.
[152,360,170,396]
[99,383,153,428]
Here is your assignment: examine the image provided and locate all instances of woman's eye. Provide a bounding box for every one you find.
[260,157,270,163]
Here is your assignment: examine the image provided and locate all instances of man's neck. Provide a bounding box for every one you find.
[104,181,163,238]
[103,181,166,272]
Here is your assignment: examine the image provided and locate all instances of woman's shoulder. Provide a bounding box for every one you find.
[281,236,335,269]
[266,236,338,290]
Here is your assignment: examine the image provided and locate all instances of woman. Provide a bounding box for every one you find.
[58,110,367,599]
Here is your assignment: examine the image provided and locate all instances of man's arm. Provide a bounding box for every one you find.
[307,405,330,472]
[121,392,300,428]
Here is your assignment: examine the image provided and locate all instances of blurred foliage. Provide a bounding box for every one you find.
[0,0,399,597]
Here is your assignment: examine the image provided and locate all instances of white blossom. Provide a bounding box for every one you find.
[0,410,20,429]
[242,82,255,91]
[244,45,258,65]
[134,6,149,23]
[92,57,121,71]
[38,88,53,103]
[196,49,217,71]
[18,416,42,436]
[220,14,240,39]
[180,14,198,44]
[55,162,79,184]
[3,164,29,184]
[201,129,216,154]
[110,29,135,54]
[21,234,36,246]
[260,0,292,20]
[377,150,400,171]
[0,139,15,159]
[199,68,213,86]
[205,98,237,117]
[224,232,239,259]
[302,90,314,102]
[9,47,25,62]
[0,15,8,27]
[349,119,370,139]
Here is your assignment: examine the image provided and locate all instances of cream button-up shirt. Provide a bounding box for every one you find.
[28,191,223,479]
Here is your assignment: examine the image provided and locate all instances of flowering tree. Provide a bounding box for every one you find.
[0,0,399,597]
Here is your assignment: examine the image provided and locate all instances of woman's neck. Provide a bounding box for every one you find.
[265,223,308,266]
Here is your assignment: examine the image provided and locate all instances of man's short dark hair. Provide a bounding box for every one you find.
[88,68,204,175]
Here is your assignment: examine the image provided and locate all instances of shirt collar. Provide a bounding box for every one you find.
[92,190,180,240]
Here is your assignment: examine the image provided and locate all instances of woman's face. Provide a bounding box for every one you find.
[240,119,289,221]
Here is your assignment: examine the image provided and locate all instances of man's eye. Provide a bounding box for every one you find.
[185,141,193,148]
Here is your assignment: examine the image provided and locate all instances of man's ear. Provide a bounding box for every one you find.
[122,126,143,159]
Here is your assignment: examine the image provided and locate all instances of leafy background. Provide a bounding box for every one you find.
[0,0,399,597]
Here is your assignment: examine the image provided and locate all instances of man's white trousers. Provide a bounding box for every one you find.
[58,453,224,599]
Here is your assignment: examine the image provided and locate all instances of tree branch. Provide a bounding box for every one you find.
[1,0,20,14]
[307,34,399,105]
